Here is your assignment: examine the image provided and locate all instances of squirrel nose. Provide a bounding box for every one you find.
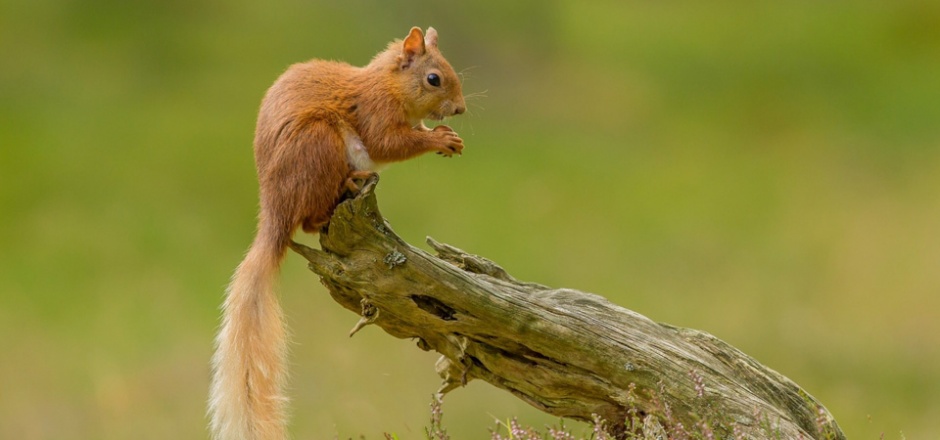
[453,105,465,115]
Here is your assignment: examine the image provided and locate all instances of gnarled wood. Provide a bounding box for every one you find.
[290,176,845,439]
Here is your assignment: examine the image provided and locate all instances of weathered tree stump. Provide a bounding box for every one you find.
[289,176,845,439]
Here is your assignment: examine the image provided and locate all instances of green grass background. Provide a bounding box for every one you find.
[1,0,938,438]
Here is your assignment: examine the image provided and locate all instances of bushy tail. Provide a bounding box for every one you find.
[209,227,289,440]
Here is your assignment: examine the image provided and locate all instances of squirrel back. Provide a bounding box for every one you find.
[209,27,466,440]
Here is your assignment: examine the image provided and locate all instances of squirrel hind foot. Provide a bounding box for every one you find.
[301,218,328,234]
[344,170,378,195]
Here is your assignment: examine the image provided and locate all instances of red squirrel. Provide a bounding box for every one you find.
[209,27,465,440]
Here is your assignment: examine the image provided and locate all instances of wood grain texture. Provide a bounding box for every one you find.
[289,176,845,440]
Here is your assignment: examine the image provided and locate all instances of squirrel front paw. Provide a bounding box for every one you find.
[431,125,464,157]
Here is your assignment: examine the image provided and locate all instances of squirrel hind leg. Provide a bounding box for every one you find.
[301,218,328,234]
[307,171,376,233]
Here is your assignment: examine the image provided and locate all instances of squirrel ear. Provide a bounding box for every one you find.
[424,27,439,48]
[401,26,426,69]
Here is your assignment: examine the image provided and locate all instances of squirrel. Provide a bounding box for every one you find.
[209,27,466,440]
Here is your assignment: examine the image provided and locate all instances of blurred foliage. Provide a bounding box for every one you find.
[1,0,938,438]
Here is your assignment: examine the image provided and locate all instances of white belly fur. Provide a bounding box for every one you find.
[344,132,385,172]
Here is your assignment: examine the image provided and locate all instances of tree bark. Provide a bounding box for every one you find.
[289,176,845,440]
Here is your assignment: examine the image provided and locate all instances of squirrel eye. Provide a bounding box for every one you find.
[426,73,441,87]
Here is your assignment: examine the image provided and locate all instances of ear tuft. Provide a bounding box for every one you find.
[425,27,439,48]
[401,27,426,69]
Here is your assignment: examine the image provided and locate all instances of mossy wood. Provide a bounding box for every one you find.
[289,176,845,440]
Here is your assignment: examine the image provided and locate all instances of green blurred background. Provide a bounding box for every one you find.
[1,0,938,438]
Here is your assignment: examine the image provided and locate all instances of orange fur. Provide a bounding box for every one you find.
[209,27,465,440]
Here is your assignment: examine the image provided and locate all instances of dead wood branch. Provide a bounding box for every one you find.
[289,176,845,439]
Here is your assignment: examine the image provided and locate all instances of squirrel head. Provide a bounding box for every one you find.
[389,27,466,123]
